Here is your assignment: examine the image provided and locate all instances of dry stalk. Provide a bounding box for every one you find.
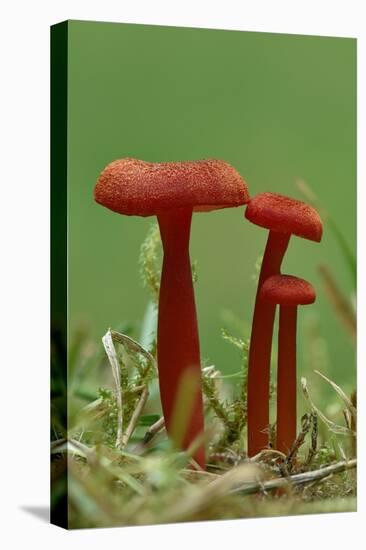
[102,329,124,448]
[232,458,356,495]
[121,386,149,448]
[303,412,318,469]
[131,417,166,454]
[110,330,157,371]
[285,413,312,471]
[143,417,165,444]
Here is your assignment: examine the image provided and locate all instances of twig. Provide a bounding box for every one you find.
[285,413,312,470]
[232,459,356,495]
[132,416,166,454]
[303,412,318,469]
[121,387,149,448]
[143,416,165,444]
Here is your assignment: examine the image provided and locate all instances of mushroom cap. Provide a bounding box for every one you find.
[94,158,250,217]
[245,192,322,242]
[260,274,316,306]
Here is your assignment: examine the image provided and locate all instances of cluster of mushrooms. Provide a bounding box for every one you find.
[94,158,323,470]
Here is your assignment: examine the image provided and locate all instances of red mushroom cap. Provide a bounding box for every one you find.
[94,158,250,217]
[260,274,316,306]
[245,192,322,242]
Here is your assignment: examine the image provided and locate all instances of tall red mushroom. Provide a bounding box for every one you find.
[245,193,322,456]
[260,274,316,453]
[94,158,249,468]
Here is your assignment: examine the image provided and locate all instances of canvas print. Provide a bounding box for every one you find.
[51,20,356,529]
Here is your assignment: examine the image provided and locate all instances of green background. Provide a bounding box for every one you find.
[67,21,356,404]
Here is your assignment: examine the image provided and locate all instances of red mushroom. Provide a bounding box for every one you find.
[94,158,249,468]
[260,274,316,453]
[245,193,322,456]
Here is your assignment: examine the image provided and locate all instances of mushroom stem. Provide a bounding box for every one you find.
[247,231,290,456]
[157,207,205,468]
[277,305,297,454]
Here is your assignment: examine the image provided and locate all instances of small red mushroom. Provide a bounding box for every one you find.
[94,158,249,468]
[245,192,322,456]
[260,274,316,453]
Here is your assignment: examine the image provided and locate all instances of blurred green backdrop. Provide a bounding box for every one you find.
[67,21,356,403]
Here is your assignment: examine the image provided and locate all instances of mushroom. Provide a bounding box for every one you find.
[244,192,322,456]
[94,158,249,468]
[260,274,316,453]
